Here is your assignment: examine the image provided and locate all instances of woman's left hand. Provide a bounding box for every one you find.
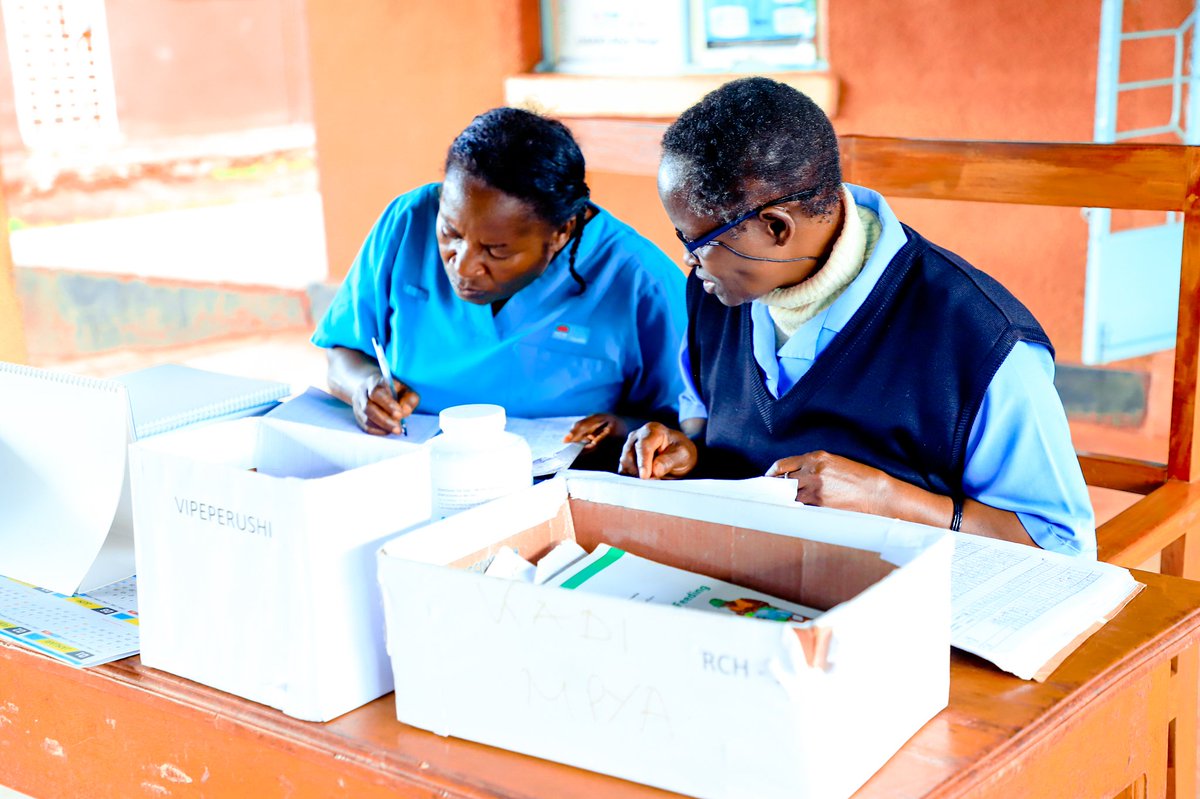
[565,413,628,451]
[765,451,893,515]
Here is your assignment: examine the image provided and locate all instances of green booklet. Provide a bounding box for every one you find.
[548,543,821,623]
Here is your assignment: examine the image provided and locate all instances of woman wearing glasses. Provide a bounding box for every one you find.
[620,77,1093,555]
[313,107,686,455]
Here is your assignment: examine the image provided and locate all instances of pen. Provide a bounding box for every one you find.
[585,420,610,446]
[370,336,407,436]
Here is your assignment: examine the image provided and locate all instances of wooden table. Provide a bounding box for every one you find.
[1,570,1198,799]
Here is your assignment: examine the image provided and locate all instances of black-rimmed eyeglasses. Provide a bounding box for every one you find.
[674,188,820,254]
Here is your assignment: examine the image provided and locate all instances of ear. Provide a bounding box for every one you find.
[550,216,576,253]
[757,206,796,247]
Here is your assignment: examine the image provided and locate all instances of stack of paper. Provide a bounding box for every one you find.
[949,533,1142,680]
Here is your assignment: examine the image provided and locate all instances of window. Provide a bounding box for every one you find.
[510,0,834,120]
[539,0,823,76]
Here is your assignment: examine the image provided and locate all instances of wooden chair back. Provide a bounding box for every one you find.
[839,136,1200,574]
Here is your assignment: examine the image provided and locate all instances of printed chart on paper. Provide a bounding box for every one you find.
[0,575,138,667]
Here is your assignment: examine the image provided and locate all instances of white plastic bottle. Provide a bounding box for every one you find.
[429,404,532,519]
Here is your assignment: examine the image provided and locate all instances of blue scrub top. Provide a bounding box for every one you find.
[313,184,687,420]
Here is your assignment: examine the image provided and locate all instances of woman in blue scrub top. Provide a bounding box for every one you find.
[313,107,686,457]
[620,78,1094,555]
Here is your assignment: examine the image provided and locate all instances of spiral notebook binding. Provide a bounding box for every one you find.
[134,384,289,438]
[0,361,124,395]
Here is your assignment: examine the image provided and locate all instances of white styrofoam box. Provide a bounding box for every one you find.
[378,473,952,799]
[130,417,431,721]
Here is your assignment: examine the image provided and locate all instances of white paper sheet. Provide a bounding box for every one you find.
[492,415,585,475]
[482,547,536,582]
[267,388,585,474]
[265,386,442,442]
[533,540,588,585]
[0,364,133,594]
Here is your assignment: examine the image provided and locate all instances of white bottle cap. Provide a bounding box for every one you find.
[439,403,507,436]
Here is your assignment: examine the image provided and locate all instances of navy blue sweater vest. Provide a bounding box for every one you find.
[687,224,1052,492]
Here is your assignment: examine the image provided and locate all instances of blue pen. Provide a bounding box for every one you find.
[370,336,407,436]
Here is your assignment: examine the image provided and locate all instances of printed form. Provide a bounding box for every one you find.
[950,534,1142,680]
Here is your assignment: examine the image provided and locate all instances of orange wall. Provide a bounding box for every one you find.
[824,0,1107,360]
[106,0,311,139]
[305,0,539,280]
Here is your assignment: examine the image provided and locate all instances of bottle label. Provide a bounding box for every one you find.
[433,474,528,518]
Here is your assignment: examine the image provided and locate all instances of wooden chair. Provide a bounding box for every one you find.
[839,136,1200,576]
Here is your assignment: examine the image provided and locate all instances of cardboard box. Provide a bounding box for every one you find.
[378,473,952,799]
[130,417,431,722]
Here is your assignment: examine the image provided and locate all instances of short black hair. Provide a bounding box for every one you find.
[446,108,592,291]
[661,77,842,223]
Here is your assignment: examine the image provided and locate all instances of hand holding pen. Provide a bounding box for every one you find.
[358,336,419,437]
[564,413,627,451]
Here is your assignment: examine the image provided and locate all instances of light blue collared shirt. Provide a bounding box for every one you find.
[678,184,1095,556]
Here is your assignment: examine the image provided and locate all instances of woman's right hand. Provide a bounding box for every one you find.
[618,422,698,479]
[354,374,420,435]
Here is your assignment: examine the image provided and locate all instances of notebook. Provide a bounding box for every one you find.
[0,361,290,595]
[115,364,291,439]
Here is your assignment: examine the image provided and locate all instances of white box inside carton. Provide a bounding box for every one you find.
[378,474,952,799]
[130,417,431,722]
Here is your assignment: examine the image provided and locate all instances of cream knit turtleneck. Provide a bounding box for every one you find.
[760,186,882,348]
